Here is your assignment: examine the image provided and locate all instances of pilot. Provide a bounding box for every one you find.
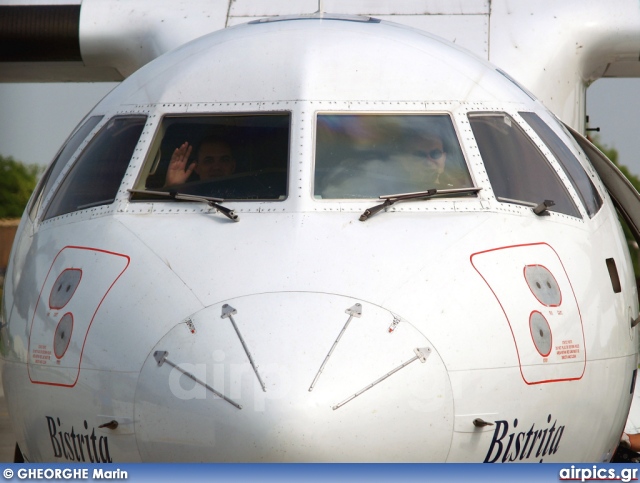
[394,130,473,191]
[393,134,447,187]
[164,137,236,187]
[319,131,451,198]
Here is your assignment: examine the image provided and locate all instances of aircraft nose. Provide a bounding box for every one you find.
[134,292,453,462]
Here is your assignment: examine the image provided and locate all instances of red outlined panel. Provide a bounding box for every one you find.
[471,242,585,385]
[27,246,130,387]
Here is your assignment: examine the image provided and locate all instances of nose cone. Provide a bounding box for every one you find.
[134,292,453,461]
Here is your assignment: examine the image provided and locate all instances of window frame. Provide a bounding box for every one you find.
[43,115,147,220]
[467,111,582,219]
[28,115,104,222]
[312,111,477,201]
[132,111,292,202]
[519,111,603,218]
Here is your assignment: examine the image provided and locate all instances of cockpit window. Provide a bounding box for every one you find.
[140,114,290,200]
[44,116,146,220]
[519,111,602,217]
[468,113,580,218]
[314,114,474,199]
[29,115,103,220]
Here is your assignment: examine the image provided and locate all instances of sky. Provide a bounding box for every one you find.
[0,78,639,175]
[586,78,640,176]
[0,82,117,169]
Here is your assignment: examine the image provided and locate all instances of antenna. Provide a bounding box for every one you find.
[317,0,325,17]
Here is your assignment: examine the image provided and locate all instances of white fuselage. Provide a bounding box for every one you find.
[1,17,637,463]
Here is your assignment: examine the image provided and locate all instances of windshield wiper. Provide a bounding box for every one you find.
[359,187,482,222]
[128,189,239,222]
